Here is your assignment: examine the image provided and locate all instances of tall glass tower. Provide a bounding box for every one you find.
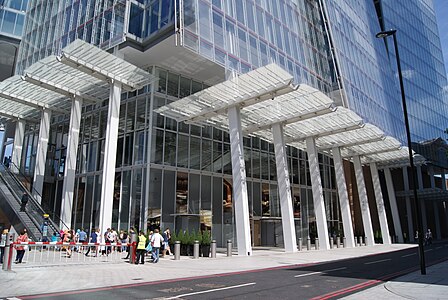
[9,0,448,245]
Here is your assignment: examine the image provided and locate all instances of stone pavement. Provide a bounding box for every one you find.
[341,259,448,300]
[0,243,446,299]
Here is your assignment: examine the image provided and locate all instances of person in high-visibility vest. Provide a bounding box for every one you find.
[135,231,147,265]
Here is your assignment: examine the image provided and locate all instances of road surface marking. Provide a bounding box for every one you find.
[294,267,347,278]
[364,258,391,265]
[402,253,417,258]
[436,246,442,249]
[165,282,256,299]
[424,249,433,252]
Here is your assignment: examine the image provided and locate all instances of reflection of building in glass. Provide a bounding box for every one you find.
[2,0,447,249]
[0,0,27,80]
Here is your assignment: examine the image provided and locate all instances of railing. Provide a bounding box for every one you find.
[3,241,135,270]
[4,162,68,232]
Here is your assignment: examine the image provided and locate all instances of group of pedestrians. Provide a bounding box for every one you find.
[135,228,171,265]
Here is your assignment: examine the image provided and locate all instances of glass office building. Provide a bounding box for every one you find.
[0,0,27,80]
[379,0,448,142]
[9,0,448,246]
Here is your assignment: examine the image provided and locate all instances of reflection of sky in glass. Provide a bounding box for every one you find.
[434,0,448,77]
[382,0,448,142]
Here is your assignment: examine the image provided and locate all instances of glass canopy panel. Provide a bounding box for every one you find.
[240,84,335,133]
[0,76,71,112]
[24,56,110,101]
[0,96,41,120]
[156,64,295,122]
[280,107,364,142]
[362,147,410,163]
[60,39,156,90]
[340,136,401,157]
[315,124,385,149]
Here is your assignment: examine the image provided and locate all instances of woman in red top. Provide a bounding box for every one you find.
[15,231,28,263]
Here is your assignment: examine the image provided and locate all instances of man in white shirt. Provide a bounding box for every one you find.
[150,229,164,263]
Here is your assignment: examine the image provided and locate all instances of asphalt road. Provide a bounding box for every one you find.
[17,241,448,300]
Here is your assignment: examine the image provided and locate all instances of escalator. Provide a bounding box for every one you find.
[0,163,61,241]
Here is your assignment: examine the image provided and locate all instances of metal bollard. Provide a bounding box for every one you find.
[298,238,302,251]
[336,237,341,248]
[174,241,180,260]
[307,237,311,251]
[2,233,13,271]
[315,238,319,250]
[226,240,232,257]
[329,237,333,249]
[193,240,200,259]
[211,240,217,258]
[343,237,347,248]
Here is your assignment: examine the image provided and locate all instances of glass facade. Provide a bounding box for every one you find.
[16,0,128,74]
[0,0,27,39]
[180,0,335,93]
[380,0,448,142]
[13,0,448,247]
[324,0,406,142]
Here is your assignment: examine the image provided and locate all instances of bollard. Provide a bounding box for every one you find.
[174,241,181,260]
[193,240,200,259]
[2,233,13,271]
[298,238,302,251]
[337,237,341,248]
[364,236,367,246]
[343,237,347,248]
[211,240,217,258]
[315,238,319,250]
[307,237,311,251]
[226,240,232,257]
[329,237,333,249]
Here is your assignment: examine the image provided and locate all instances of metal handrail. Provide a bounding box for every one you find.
[1,162,67,234]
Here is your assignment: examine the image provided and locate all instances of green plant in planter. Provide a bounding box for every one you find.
[202,230,211,245]
[201,230,212,257]
[194,230,202,245]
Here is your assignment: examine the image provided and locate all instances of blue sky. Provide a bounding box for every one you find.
[434,0,448,76]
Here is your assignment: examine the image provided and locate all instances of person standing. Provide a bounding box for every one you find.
[125,227,137,259]
[20,192,29,212]
[85,228,98,257]
[0,229,8,264]
[14,230,28,263]
[135,231,147,265]
[161,228,171,257]
[151,229,164,263]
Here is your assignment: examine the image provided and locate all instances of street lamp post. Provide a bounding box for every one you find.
[376,29,426,275]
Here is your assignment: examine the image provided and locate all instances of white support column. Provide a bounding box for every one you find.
[60,97,83,229]
[384,168,403,243]
[353,155,374,246]
[403,167,414,241]
[11,119,25,171]
[33,109,52,204]
[306,137,330,250]
[416,165,427,232]
[442,169,446,191]
[434,202,441,240]
[428,166,441,239]
[228,106,252,256]
[99,81,122,236]
[332,147,355,248]
[272,124,297,253]
[370,163,391,245]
